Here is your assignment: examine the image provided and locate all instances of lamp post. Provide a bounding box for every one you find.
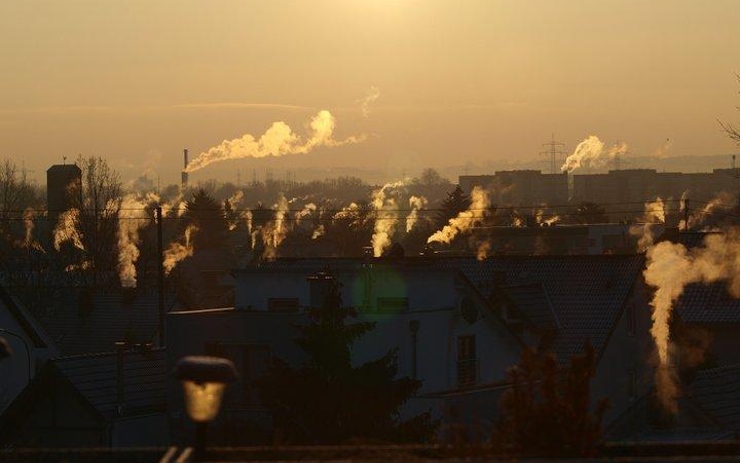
[174,356,238,462]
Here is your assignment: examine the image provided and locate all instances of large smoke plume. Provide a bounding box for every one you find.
[560,136,628,173]
[644,231,740,412]
[117,195,153,288]
[371,180,406,257]
[184,110,365,173]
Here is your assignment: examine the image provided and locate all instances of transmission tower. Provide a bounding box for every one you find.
[540,133,566,174]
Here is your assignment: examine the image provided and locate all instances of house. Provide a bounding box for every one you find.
[0,284,57,414]
[0,345,168,447]
[166,253,651,442]
[40,289,165,356]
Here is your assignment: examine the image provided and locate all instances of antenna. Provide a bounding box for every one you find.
[540,133,565,174]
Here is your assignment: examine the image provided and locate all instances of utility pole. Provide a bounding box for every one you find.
[540,133,565,174]
[156,207,165,347]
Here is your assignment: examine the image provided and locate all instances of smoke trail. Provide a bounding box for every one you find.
[312,224,325,240]
[163,224,197,275]
[630,197,668,252]
[654,138,672,158]
[184,110,366,173]
[682,192,735,230]
[117,195,153,288]
[359,86,380,118]
[644,231,740,412]
[535,207,560,226]
[560,136,628,173]
[371,180,406,257]
[53,209,84,251]
[406,195,428,233]
[427,187,490,244]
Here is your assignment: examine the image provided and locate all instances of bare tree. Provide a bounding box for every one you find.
[75,155,123,288]
[720,74,740,145]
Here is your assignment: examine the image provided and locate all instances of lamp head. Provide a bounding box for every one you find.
[174,356,238,423]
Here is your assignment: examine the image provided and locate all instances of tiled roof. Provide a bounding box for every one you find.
[501,283,560,331]
[50,347,167,420]
[691,363,740,430]
[676,283,740,324]
[42,291,165,356]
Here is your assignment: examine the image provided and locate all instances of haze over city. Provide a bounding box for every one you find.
[1,0,739,186]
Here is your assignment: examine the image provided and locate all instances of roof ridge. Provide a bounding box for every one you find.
[50,346,165,362]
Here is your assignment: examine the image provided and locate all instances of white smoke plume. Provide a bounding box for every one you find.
[312,224,325,240]
[371,180,406,257]
[17,208,43,251]
[117,195,153,288]
[184,110,366,173]
[535,207,560,226]
[682,192,735,230]
[631,197,668,252]
[163,224,197,275]
[53,209,84,252]
[645,197,667,224]
[406,195,428,233]
[645,231,740,412]
[653,138,672,158]
[427,187,490,244]
[560,136,628,173]
[359,86,380,118]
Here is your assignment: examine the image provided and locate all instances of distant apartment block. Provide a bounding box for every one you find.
[571,168,739,205]
[459,170,569,206]
[460,168,740,207]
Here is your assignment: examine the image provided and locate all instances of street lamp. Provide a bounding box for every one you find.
[174,356,238,461]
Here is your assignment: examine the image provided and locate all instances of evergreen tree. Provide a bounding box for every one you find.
[185,189,229,250]
[436,186,471,229]
[257,278,436,444]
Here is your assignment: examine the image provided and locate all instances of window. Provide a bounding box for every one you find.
[377,297,409,312]
[205,342,271,407]
[267,297,300,312]
[457,335,477,387]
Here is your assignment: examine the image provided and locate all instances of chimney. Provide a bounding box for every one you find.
[181,148,189,189]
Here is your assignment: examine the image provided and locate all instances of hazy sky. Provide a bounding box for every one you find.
[1,0,739,185]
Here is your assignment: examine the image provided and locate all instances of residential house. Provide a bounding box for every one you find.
[41,289,164,356]
[0,284,57,414]
[166,253,651,442]
[0,346,168,447]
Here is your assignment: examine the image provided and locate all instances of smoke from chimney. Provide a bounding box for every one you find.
[427,186,490,245]
[117,195,152,288]
[183,110,365,174]
[359,86,380,118]
[406,195,428,233]
[560,136,628,173]
[371,180,406,257]
[644,230,740,412]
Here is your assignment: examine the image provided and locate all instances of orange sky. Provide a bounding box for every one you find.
[1,0,739,185]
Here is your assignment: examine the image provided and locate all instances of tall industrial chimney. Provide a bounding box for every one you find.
[181,148,189,190]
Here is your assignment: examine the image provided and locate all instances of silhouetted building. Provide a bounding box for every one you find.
[459,170,569,206]
[572,168,739,206]
[46,164,81,220]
